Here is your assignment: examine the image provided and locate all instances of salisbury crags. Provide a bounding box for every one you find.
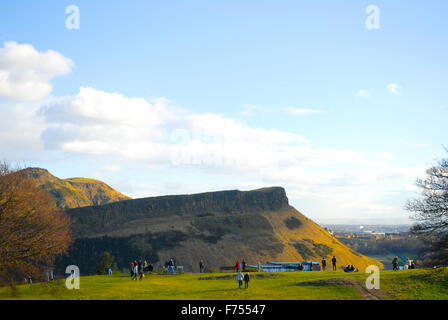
[62,186,382,273]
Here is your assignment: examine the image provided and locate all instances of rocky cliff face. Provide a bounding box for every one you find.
[68,187,289,237]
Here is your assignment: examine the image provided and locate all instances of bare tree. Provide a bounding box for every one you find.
[0,162,71,290]
[407,151,448,265]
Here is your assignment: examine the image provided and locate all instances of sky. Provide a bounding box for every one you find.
[0,1,447,224]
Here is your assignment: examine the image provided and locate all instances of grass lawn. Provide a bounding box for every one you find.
[1,268,447,300]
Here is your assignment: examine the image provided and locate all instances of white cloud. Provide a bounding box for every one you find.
[39,87,397,180]
[387,83,402,94]
[1,84,423,224]
[0,101,47,157]
[357,89,371,98]
[0,41,427,224]
[286,107,322,115]
[0,42,73,101]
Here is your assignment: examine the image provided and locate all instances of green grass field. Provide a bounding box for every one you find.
[1,268,448,300]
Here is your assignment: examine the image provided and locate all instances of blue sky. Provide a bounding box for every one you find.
[0,1,447,224]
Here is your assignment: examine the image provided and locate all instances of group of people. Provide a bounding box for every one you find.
[236,270,251,289]
[234,259,247,272]
[164,258,176,274]
[321,256,338,271]
[343,265,359,273]
[233,259,250,289]
[128,253,419,290]
[392,257,416,271]
[129,259,154,280]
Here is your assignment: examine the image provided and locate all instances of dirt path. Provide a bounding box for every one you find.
[328,278,384,300]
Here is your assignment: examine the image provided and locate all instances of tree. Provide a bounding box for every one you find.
[407,151,448,265]
[94,251,118,275]
[0,162,71,290]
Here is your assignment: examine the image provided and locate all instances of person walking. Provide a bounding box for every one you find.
[236,270,244,289]
[332,256,337,271]
[321,257,326,271]
[244,272,250,289]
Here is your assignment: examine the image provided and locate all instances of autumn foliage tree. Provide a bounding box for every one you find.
[0,162,71,289]
[407,151,448,265]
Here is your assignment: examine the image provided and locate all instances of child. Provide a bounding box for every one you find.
[244,272,250,289]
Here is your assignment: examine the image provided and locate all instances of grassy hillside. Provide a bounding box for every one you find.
[260,206,381,271]
[2,268,447,300]
[62,187,382,273]
[22,167,130,209]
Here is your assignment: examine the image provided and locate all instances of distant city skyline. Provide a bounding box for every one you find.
[1,1,447,224]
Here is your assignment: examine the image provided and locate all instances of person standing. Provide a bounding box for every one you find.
[392,257,399,271]
[237,271,244,289]
[332,256,337,271]
[242,259,246,272]
[138,260,144,280]
[235,260,241,272]
[169,259,175,274]
[199,259,204,273]
[244,272,250,289]
[321,258,327,271]
[133,263,138,280]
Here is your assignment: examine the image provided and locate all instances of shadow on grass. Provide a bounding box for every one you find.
[195,288,245,294]
[294,279,354,287]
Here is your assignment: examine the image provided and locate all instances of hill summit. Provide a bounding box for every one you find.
[22,167,130,209]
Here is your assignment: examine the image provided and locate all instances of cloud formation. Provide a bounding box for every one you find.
[35,86,426,223]
[0,42,73,101]
[0,41,422,223]
[387,83,402,94]
[38,88,393,173]
[357,89,371,98]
